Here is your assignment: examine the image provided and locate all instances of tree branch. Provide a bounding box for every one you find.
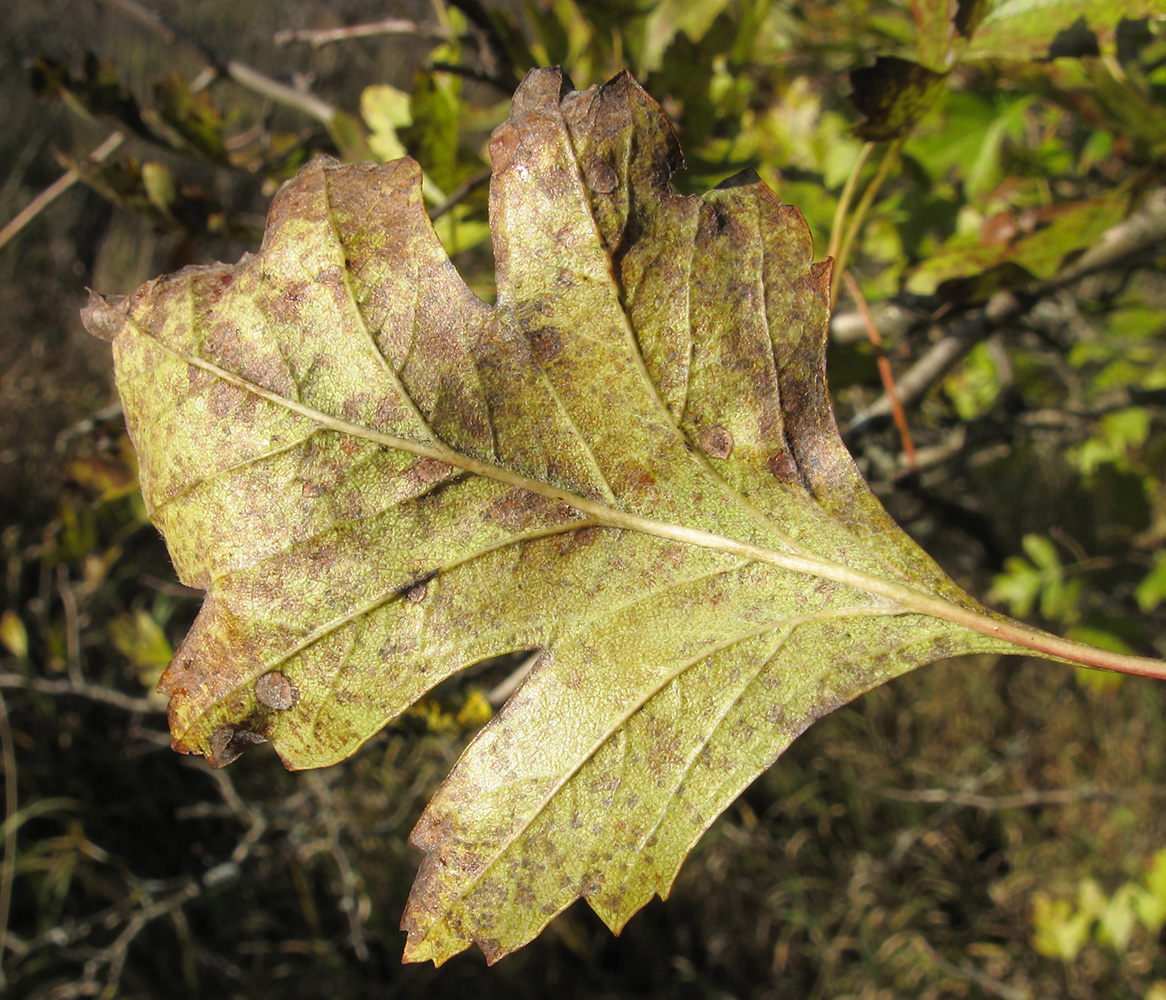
[0,674,161,714]
[845,190,1166,436]
[95,0,338,125]
[274,17,450,48]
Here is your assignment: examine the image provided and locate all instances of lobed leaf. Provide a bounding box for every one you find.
[83,68,1164,965]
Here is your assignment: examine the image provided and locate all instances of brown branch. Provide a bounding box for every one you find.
[0,133,124,254]
[843,271,916,470]
[95,0,338,125]
[0,674,161,714]
[874,782,1166,811]
[274,17,450,48]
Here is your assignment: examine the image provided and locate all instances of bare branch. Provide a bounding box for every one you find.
[0,674,161,714]
[875,782,1166,811]
[0,133,124,254]
[274,17,450,48]
[95,0,338,125]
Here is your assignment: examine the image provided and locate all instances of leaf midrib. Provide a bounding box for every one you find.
[130,321,1162,679]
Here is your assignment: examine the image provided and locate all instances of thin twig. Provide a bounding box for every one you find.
[847,190,1166,435]
[274,17,449,47]
[843,271,916,470]
[0,674,160,714]
[826,142,873,264]
[874,782,1166,811]
[304,773,370,961]
[0,133,124,254]
[430,60,515,93]
[912,934,1034,1000]
[55,567,82,688]
[428,166,491,222]
[830,137,903,304]
[96,0,338,125]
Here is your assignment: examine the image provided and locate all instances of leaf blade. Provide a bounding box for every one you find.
[83,67,1166,966]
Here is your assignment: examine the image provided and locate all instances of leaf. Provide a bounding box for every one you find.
[82,68,1163,965]
[362,83,413,163]
[906,189,1131,300]
[849,56,948,141]
[965,0,1165,62]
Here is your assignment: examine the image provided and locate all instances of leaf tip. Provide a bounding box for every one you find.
[80,289,130,342]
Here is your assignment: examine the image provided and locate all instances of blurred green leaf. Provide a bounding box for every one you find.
[109,609,173,677]
[1031,891,1093,960]
[849,56,948,141]
[989,534,1083,623]
[1136,554,1166,612]
[943,341,1003,420]
[362,84,413,163]
[1072,407,1151,477]
[1135,849,1166,933]
[639,0,734,74]
[966,1,1166,61]
[905,92,1030,199]
[0,610,28,660]
[907,189,1130,300]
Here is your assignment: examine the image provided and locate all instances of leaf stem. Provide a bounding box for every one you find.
[829,137,904,304]
[826,142,872,264]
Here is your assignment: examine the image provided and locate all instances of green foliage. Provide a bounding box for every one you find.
[1032,848,1166,960]
[990,534,1084,623]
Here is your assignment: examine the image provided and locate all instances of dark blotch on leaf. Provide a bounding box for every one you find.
[207,725,268,767]
[698,425,734,460]
[528,327,563,364]
[413,457,453,484]
[254,671,298,711]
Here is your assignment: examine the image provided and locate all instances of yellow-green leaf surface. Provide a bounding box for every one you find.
[82,68,1165,966]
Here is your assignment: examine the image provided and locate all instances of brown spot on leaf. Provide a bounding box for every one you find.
[768,450,798,484]
[207,725,268,767]
[406,582,428,604]
[528,327,562,364]
[412,457,453,483]
[584,160,618,194]
[207,382,240,419]
[482,489,576,531]
[698,425,734,460]
[489,123,521,174]
[254,671,298,711]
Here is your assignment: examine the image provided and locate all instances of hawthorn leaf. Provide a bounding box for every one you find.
[82,68,1164,965]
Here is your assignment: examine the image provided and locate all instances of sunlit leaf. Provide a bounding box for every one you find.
[83,68,1161,966]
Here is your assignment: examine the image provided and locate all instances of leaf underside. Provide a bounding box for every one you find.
[85,68,1055,965]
